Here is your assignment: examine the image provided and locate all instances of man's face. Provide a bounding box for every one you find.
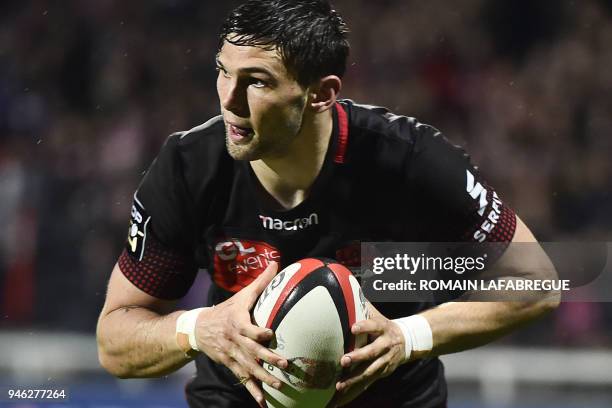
[216,40,309,161]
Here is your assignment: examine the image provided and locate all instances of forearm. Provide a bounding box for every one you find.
[418,298,557,358]
[96,306,190,378]
[416,217,560,358]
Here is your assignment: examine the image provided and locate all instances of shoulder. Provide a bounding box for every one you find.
[340,99,452,153]
[162,115,231,178]
[341,99,420,140]
[141,115,231,203]
[167,115,226,154]
[339,99,455,172]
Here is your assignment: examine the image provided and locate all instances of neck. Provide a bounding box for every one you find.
[250,108,334,208]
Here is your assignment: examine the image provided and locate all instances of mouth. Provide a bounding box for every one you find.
[227,122,254,145]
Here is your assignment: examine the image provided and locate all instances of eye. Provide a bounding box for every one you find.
[250,78,268,88]
[215,66,231,78]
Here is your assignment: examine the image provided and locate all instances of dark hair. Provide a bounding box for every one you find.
[219,0,349,87]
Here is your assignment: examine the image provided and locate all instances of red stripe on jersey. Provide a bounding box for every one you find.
[264,258,325,329]
[334,102,349,164]
[327,263,357,352]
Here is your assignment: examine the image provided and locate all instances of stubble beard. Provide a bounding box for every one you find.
[225,130,262,161]
[224,118,304,162]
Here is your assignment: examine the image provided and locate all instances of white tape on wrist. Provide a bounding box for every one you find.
[176,307,208,351]
[392,314,433,361]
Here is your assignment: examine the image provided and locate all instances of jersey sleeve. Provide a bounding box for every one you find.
[119,133,198,300]
[404,122,516,245]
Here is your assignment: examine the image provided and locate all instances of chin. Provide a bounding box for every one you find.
[225,137,262,161]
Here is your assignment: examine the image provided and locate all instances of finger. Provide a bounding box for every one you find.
[337,360,367,386]
[337,358,385,391]
[340,336,387,368]
[244,378,267,408]
[237,333,288,369]
[351,318,384,336]
[335,376,377,407]
[332,362,378,407]
[244,261,279,305]
[365,302,383,319]
[237,321,275,343]
[231,346,283,389]
[227,362,266,408]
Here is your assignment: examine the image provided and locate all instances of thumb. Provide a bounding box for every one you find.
[243,261,279,306]
[366,302,382,319]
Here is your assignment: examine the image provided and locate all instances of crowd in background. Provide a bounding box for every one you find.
[0,0,611,346]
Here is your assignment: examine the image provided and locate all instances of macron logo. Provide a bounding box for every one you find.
[466,169,488,216]
[259,213,319,231]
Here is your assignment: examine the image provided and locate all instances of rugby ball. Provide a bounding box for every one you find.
[253,258,368,408]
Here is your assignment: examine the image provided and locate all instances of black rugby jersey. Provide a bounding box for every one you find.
[118,99,516,407]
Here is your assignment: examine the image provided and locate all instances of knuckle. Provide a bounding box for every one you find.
[263,374,277,385]
[237,348,252,364]
[230,320,242,332]
[256,348,268,362]
[227,346,237,360]
[246,339,261,353]
[220,325,232,340]
[381,344,391,354]
[245,355,261,370]
[250,330,263,342]
[230,319,243,331]
[218,355,231,367]
[256,330,270,341]
[235,324,246,337]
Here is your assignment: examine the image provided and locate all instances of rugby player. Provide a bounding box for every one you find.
[96,1,560,407]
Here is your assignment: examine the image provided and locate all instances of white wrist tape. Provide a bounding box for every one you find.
[392,314,433,361]
[176,308,207,351]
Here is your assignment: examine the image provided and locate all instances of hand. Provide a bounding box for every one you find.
[330,303,406,407]
[194,261,288,407]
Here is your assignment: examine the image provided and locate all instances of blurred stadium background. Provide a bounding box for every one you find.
[1,0,611,406]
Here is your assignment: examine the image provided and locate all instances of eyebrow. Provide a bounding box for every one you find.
[215,56,276,78]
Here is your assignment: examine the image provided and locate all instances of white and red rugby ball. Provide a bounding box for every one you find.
[253,258,368,408]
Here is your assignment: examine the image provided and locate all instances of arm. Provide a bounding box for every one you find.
[417,216,560,358]
[96,263,189,378]
[332,215,560,405]
[97,132,286,405]
[96,261,288,407]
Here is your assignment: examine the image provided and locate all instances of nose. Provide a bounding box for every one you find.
[218,76,248,117]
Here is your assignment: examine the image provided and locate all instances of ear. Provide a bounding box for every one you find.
[308,75,342,113]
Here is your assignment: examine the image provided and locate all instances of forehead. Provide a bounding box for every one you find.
[218,40,289,77]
